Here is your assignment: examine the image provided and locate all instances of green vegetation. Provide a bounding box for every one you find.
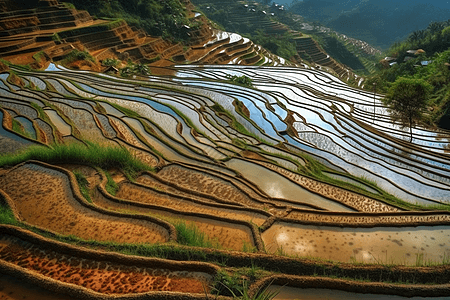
[0,142,152,179]
[289,0,450,50]
[0,59,32,71]
[226,74,253,87]
[213,270,278,299]
[104,170,119,196]
[231,138,248,149]
[73,171,92,203]
[195,1,299,62]
[211,103,271,144]
[102,58,120,67]
[64,0,200,41]
[0,202,18,226]
[120,62,151,77]
[383,77,433,141]
[311,32,379,75]
[11,119,32,139]
[32,51,47,63]
[366,19,450,129]
[60,49,96,64]
[278,148,450,212]
[0,192,449,287]
[230,281,279,300]
[174,221,219,248]
[61,2,76,9]
[245,31,298,62]
[30,102,51,123]
[213,269,245,297]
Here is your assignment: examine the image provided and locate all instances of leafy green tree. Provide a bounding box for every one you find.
[119,62,150,77]
[226,74,253,87]
[134,63,150,76]
[383,77,433,141]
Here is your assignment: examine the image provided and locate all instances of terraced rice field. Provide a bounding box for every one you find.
[0,62,450,299]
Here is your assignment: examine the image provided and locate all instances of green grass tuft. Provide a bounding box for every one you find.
[11,119,32,139]
[213,269,243,297]
[174,221,219,248]
[0,142,153,178]
[0,202,18,226]
[73,171,92,203]
[104,170,119,196]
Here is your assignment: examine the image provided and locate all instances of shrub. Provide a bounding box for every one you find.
[102,58,120,67]
[60,49,96,64]
[226,74,253,87]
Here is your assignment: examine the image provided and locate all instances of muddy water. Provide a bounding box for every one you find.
[269,286,450,300]
[43,109,71,136]
[263,223,450,265]
[0,112,34,145]
[225,159,354,212]
[14,116,36,139]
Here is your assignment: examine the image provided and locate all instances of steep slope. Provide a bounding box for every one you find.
[0,0,293,69]
[290,0,450,49]
[192,0,364,81]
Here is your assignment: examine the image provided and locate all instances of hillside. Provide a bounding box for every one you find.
[192,0,379,82]
[364,18,450,130]
[0,0,294,70]
[290,0,450,49]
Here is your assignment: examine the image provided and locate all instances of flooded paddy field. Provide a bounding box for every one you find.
[263,222,450,265]
[0,63,449,298]
[269,286,450,300]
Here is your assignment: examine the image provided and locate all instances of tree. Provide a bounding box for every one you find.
[428,21,444,35]
[226,74,253,87]
[383,77,433,142]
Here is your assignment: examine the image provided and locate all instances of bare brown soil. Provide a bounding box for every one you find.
[241,150,271,162]
[0,61,8,72]
[0,163,169,244]
[115,181,268,226]
[0,274,76,300]
[97,185,257,250]
[155,165,264,208]
[0,235,210,295]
